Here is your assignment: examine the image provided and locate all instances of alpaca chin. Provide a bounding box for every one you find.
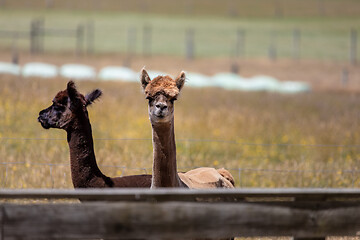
[150,113,172,124]
[38,117,51,129]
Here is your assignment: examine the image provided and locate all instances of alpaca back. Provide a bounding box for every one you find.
[178,167,235,189]
[112,174,152,188]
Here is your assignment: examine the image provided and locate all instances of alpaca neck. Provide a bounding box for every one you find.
[66,115,108,188]
[151,117,184,188]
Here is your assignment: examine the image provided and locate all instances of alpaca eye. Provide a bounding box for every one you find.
[53,105,65,111]
[146,96,153,102]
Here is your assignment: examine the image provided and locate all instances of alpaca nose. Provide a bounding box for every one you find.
[155,102,167,110]
[38,109,46,118]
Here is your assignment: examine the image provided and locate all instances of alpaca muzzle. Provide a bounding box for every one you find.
[38,115,51,129]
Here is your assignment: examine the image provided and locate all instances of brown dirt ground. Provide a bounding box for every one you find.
[2,51,359,92]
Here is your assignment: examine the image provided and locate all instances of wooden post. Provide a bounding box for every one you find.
[11,34,19,64]
[30,18,44,54]
[350,29,357,65]
[86,20,94,55]
[76,24,85,56]
[37,18,44,54]
[30,20,37,54]
[268,30,277,61]
[143,24,152,57]
[235,28,245,59]
[293,29,301,60]
[185,28,194,60]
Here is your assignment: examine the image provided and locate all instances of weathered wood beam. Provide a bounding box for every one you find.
[1,188,360,202]
[1,202,360,239]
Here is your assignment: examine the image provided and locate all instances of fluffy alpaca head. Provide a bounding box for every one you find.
[38,81,102,130]
[140,68,185,123]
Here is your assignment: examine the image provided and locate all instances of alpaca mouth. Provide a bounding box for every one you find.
[155,113,165,118]
[154,111,168,119]
[38,116,50,129]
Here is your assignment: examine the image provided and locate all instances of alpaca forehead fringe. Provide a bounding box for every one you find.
[145,75,179,98]
[53,89,86,105]
[53,90,69,104]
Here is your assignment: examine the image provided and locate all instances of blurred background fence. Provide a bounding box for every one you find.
[0,0,359,63]
[2,0,360,18]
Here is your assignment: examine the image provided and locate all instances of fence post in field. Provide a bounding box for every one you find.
[38,18,45,53]
[268,30,277,61]
[76,24,85,56]
[30,20,36,54]
[30,19,42,54]
[293,29,301,60]
[350,29,357,65]
[86,20,95,55]
[143,24,152,57]
[185,28,194,60]
[235,28,245,59]
[11,34,19,64]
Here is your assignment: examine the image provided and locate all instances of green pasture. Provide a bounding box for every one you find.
[0,9,359,61]
[0,76,360,189]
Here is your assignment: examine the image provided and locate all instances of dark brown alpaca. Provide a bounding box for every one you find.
[141,68,235,189]
[38,81,151,188]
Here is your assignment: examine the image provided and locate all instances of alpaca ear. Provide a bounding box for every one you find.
[67,80,83,110]
[85,89,102,106]
[67,80,79,102]
[175,71,186,91]
[140,68,151,90]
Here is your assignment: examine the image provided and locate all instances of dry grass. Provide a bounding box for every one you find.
[1,75,360,188]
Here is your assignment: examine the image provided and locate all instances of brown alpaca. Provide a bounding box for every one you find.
[38,81,151,188]
[141,68,235,189]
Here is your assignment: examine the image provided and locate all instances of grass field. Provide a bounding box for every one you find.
[0,8,359,61]
[1,75,360,189]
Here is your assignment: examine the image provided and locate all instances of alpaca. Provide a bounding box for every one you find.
[38,81,152,188]
[140,68,235,189]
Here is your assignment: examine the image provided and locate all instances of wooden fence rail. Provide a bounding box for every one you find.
[1,188,360,239]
